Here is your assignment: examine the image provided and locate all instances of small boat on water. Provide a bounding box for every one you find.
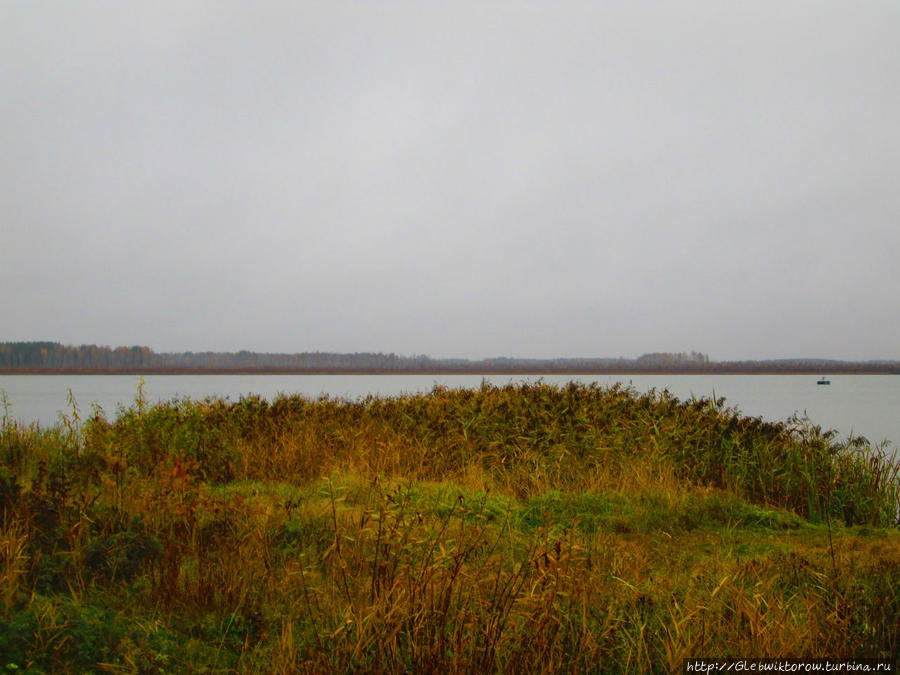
[817,376,831,385]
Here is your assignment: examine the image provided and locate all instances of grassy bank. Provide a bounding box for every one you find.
[1,382,899,672]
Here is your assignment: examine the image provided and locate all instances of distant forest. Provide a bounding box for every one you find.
[1,342,898,374]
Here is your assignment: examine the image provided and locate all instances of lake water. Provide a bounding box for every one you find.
[1,374,897,451]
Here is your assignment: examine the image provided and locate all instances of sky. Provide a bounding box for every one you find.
[2,1,898,361]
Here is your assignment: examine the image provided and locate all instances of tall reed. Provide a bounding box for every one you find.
[0,382,897,671]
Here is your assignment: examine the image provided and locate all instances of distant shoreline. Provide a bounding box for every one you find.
[2,366,898,375]
[5,344,898,376]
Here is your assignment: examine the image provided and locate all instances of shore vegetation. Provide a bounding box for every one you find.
[1,382,898,672]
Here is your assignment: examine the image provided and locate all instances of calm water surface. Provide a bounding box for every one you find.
[1,374,897,451]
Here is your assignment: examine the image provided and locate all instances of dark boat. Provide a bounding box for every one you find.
[817,376,831,385]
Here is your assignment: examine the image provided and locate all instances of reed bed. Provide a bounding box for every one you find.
[1,382,898,672]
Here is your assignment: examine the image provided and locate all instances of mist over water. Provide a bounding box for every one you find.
[1,374,897,453]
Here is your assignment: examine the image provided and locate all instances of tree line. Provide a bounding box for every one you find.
[1,342,897,373]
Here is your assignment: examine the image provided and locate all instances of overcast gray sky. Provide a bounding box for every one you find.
[2,1,898,361]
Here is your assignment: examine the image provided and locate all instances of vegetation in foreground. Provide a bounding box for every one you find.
[1,382,899,672]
